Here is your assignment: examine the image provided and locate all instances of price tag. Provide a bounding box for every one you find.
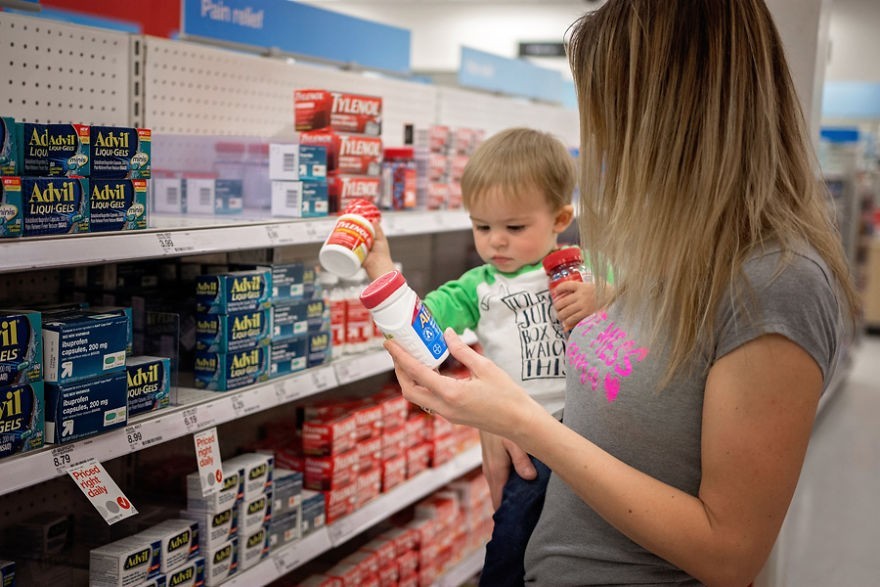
[273,380,291,404]
[67,458,138,525]
[266,224,280,244]
[194,427,223,496]
[125,424,144,452]
[51,445,78,475]
[181,407,200,433]
[310,368,336,393]
[273,549,302,575]
[304,222,321,242]
[231,393,261,417]
[327,518,355,545]
[156,231,175,254]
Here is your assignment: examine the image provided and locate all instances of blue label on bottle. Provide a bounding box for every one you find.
[411,300,447,360]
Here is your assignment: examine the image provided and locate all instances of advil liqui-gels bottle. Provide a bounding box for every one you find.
[359,270,448,368]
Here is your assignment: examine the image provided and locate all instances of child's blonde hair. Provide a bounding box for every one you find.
[461,127,575,211]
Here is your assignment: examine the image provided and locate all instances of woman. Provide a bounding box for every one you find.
[385,1,859,585]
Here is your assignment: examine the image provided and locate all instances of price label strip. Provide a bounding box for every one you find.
[231,392,262,418]
[181,407,200,433]
[51,445,79,475]
[194,427,223,496]
[124,423,164,453]
[67,458,138,525]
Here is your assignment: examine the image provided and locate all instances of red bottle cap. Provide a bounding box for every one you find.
[384,147,415,160]
[360,270,406,309]
[343,198,381,223]
[542,248,583,274]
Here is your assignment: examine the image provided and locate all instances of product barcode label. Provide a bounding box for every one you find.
[283,153,296,172]
[200,187,212,206]
[167,186,179,205]
[286,189,298,208]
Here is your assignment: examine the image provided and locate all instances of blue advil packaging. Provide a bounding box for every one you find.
[0,177,23,238]
[270,299,326,341]
[0,559,15,587]
[195,308,271,353]
[194,347,270,391]
[0,310,42,388]
[90,126,151,179]
[21,177,89,236]
[195,269,272,314]
[0,117,20,175]
[42,311,128,384]
[126,355,171,417]
[45,371,127,444]
[89,179,148,232]
[20,123,90,177]
[0,381,44,458]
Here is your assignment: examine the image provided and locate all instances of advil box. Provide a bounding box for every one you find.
[0,310,42,388]
[90,126,151,179]
[299,130,383,176]
[195,269,272,314]
[20,123,90,177]
[0,381,44,458]
[0,117,20,175]
[294,89,382,136]
[89,179,148,232]
[0,177,23,238]
[21,177,90,236]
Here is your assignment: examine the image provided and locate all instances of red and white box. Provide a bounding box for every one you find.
[358,435,384,470]
[447,182,463,209]
[382,424,407,461]
[295,89,383,136]
[324,561,362,587]
[327,174,382,214]
[403,417,426,449]
[381,453,406,492]
[422,413,454,441]
[379,526,419,556]
[304,447,360,490]
[359,538,397,570]
[398,574,418,587]
[300,130,383,175]
[427,152,448,182]
[342,550,380,578]
[406,443,431,479]
[321,482,357,525]
[377,564,399,587]
[430,434,458,467]
[302,413,357,456]
[377,390,408,430]
[397,551,419,578]
[418,562,441,586]
[353,402,384,440]
[426,182,449,210]
[356,467,382,508]
[297,575,343,587]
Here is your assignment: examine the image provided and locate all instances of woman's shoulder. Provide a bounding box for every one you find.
[742,242,834,294]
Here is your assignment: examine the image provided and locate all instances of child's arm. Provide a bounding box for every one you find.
[362,224,396,281]
[481,430,537,509]
[552,280,599,331]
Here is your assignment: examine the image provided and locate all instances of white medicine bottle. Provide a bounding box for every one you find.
[359,270,449,368]
[319,199,381,278]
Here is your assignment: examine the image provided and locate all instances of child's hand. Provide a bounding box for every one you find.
[481,431,536,509]
[552,280,598,331]
[362,223,396,280]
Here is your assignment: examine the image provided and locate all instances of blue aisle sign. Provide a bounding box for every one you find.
[458,46,569,105]
[181,0,411,74]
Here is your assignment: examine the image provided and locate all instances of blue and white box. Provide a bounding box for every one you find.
[269,144,326,181]
[272,468,303,517]
[151,178,186,215]
[193,347,270,391]
[45,372,127,444]
[138,519,200,574]
[0,117,19,176]
[269,336,308,378]
[0,560,14,587]
[195,269,272,314]
[125,356,171,417]
[186,462,245,513]
[21,177,89,236]
[204,539,238,586]
[90,126,151,180]
[164,556,204,587]
[237,492,272,537]
[180,505,238,550]
[224,453,273,500]
[0,310,42,388]
[270,180,328,218]
[238,525,269,571]
[271,299,326,341]
[42,311,128,383]
[214,179,243,215]
[306,330,332,368]
[89,535,162,587]
[21,123,90,177]
[0,177,23,238]
[89,179,148,232]
[195,309,271,353]
[0,381,44,459]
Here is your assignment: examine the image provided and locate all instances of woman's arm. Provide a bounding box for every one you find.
[387,330,821,586]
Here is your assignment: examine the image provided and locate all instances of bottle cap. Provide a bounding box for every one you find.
[360,270,406,309]
[542,247,583,274]
[383,147,415,160]
[343,198,381,223]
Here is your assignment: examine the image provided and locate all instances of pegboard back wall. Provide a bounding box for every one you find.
[0,12,131,126]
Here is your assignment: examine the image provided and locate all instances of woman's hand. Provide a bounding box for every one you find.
[552,280,598,331]
[362,224,396,281]
[384,328,542,437]
[481,430,536,509]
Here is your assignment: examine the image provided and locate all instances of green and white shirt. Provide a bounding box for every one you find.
[424,261,566,412]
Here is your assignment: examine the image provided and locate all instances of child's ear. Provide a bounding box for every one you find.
[553,204,575,233]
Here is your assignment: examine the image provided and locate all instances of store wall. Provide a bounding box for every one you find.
[827,0,880,82]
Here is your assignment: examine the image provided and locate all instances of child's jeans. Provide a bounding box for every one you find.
[479,455,551,587]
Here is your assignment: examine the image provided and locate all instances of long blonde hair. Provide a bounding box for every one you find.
[568,0,859,382]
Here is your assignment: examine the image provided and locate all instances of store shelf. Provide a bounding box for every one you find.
[0,348,387,496]
[433,545,486,587]
[227,445,483,586]
[0,210,471,273]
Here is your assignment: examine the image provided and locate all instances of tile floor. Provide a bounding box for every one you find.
[759,333,880,586]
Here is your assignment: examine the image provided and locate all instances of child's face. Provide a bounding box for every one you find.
[468,185,573,274]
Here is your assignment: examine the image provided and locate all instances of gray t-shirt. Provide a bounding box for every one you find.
[524,245,845,586]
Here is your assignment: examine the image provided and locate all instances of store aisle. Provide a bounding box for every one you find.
[770,334,880,586]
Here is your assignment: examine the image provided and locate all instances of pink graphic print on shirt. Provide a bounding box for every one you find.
[567,311,649,402]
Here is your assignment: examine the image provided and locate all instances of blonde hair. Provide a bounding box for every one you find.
[461,127,575,211]
[568,0,859,382]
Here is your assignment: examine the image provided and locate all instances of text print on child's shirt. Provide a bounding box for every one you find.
[567,311,649,402]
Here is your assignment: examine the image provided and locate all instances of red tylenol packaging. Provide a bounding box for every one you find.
[319,199,381,278]
[294,89,383,136]
[300,130,384,176]
[542,248,593,301]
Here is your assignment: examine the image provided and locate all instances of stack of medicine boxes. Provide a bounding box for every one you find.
[268,141,329,218]
[0,117,150,239]
[182,452,274,583]
[0,309,44,459]
[89,518,203,587]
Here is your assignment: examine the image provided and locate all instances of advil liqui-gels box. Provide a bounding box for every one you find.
[20,123,90,177]
[42,311,128,383]
[164,556,204,587]
[0,381,44,459]
[180,505,238,550]
[125,355,171,417]
[204,539,238,586]
[0,310,42,388]
[21,177,89,236]
[224,452,273,500]
[138,519,200,574]
[0,560,14,587]
[0,177,23,238]
[195,308,271,353]
[89,179,148,232]
[45,371,127,444]
[90,126,151,179]
[89,535,162,587]
[238,525,269,571]
[195,269,272,314]
[193,347,270,391]
[294,90,382,136]
[0,117,20,175]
